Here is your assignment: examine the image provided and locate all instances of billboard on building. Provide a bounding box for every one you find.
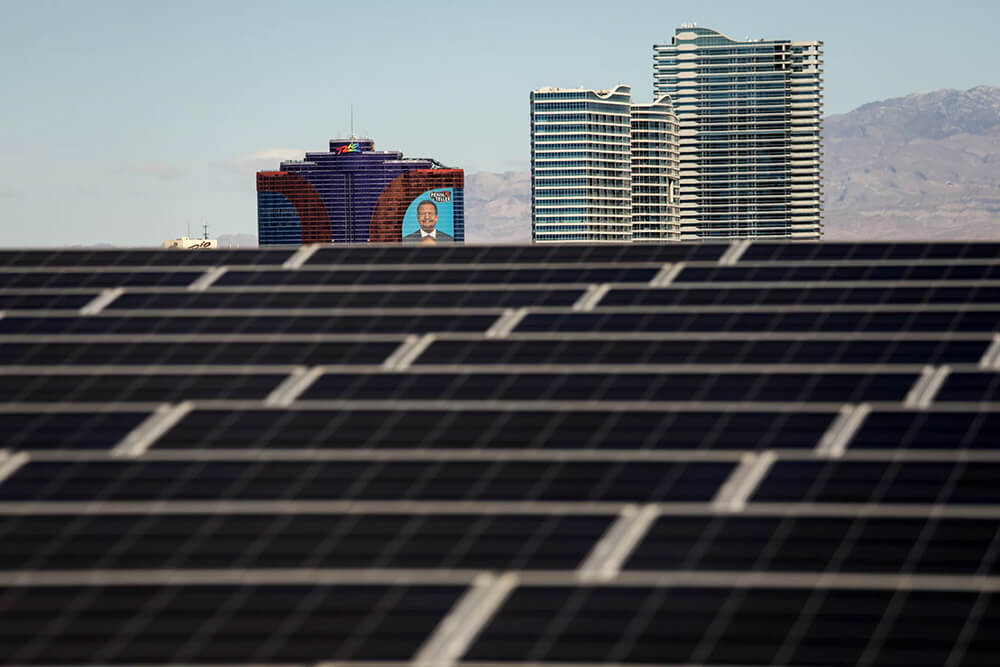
[401,188,456,244]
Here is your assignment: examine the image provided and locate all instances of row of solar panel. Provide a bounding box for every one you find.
[3,582,992,665]
[0,338,990,367]
[5,309,1000,334]
[2,458,1000,503]
[12,284,1000,311]
[2,511,998,574]
[2,369,1000,403]
[3,242,998,268]
[471,585,998,666]
[9,262,1000,288]
[4,407,1000,451]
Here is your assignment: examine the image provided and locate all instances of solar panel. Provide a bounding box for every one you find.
[464,585,994,666]
[0,340,398,366]
[304,242,729,265]
[603,285,1000,306]
[415,338,989,366]
[517,309,1000,333]
[741,241,1000,262]
[0,313,498,335]
[0,459,735,502]
[1,240,998,666]
[676,263,1000,283]
[0,584,463,663]
[0,512,613,571]
[153,408,837,451]
[0,248,295,267]
[851,410,1000,449]
[0,270,202,288]
[0,410,152,450]
[0,292,99,310]
[301,370,919,403]
[624,514,1000,574]
[216,266,660,287]
[0,372,285,403]
[110,287,586,310]
[753,460,1000,504]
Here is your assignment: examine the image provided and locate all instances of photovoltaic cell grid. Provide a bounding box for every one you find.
[1,241,1000,666]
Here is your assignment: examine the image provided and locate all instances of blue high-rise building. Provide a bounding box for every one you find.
[257,138,465,246]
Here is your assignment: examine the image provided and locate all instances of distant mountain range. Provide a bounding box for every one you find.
[464,86,1000,242]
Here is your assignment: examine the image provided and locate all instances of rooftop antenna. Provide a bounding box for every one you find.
[202,223,209,240]
[350,103,355,139]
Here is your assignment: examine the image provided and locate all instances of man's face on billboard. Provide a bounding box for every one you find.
[417,202,438,233]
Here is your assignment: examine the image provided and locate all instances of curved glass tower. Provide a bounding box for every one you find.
[530,85,680,243]
[654,25,823,240]
[530,85,634,243]
[631,95,680,242]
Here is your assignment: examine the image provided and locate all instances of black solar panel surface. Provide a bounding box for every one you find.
[1,241,998,666]
[0,248,294,267]
[415,338,988,366]
[0,313,498,335]
[301,370,920,403]
[0,459,735,502]
[465,585,997,666]
[0,512,613,571]
[0,271,201,288]
[154,408,836,450]
[0,292,98,310]
[753,461,1000,504]
[0,584,463,664]
[517,309,1000,333]
[0,373,285,403]
[852,411,1000,449]
[110,288,586,310]
[741,241,1000,262]
[305,243,729,265]
[215,266,660,287]
[625,515,1000,574]
[0,340,397,366]
[0,411,151,450]
[603,285,1000,306]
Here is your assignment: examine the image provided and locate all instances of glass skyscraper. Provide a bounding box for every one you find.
[530,85,679,243]
[631,96,681,242]
[654,25,824,239]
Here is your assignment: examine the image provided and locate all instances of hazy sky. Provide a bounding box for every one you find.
[1,0,997,246]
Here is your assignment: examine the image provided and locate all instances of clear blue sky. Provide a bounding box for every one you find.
[1,0,997,246]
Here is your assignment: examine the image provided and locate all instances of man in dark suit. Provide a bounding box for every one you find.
[403,200,454,244]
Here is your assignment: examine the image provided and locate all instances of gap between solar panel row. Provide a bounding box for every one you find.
[2,570,998,592]
[5,499,1000,519]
